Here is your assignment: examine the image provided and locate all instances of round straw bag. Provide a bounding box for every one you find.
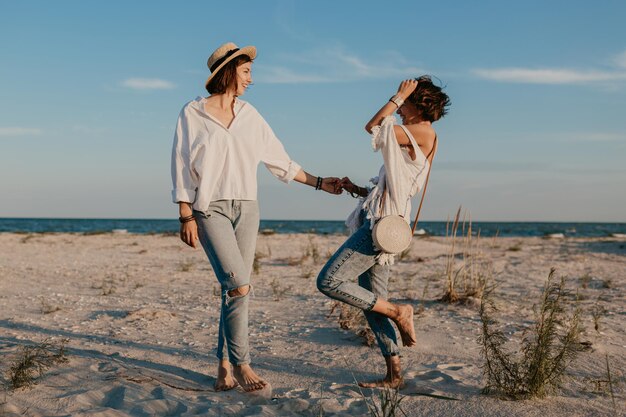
[372,215,412,254]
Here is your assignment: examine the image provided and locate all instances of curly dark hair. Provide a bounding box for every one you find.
[206,54,253,95]
[406,75,450,122]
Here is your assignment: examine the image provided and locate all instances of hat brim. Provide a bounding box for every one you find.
[205,45,257,89]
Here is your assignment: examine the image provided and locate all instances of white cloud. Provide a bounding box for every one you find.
[122,78,175,90]
[473,50,626,85]
[254,66,334,84]
[254,47,425,84]
[0,127,42,136]
[472,68,626,84]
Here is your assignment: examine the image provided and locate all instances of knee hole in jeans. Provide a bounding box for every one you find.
[227,284,250,298]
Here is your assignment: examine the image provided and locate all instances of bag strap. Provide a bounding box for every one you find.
[378,135,437,233]
[411,136,436,234]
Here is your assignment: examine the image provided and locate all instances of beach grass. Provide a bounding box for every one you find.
[328,301,376,347]
[478,268,582,399]
[440,206,491,304]
[7,339,69,390]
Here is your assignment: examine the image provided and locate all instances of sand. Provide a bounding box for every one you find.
[0,231,624,416]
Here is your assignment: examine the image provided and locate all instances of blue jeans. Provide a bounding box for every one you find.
[317,222,400,356]
[195,200,260,365]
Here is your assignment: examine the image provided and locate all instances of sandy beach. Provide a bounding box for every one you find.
[0,231,624,416]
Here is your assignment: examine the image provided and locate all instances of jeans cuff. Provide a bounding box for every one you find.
[365,295,378,312]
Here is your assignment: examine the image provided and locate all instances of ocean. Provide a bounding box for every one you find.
[0,218,624,237]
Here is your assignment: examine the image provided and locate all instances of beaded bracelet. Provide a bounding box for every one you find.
[349,186,363,198]
[315,176,323,190]
[178,215,195,224]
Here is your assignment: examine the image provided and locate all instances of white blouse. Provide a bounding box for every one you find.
[171,97,301,212]
[346,115,430,264]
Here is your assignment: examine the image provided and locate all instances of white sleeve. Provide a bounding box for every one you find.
[260,118,301,183]
[370,116,408,216]
[170,107,198,203]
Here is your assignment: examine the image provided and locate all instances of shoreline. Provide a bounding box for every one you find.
[2,218,626,238]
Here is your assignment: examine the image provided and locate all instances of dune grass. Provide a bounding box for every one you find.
[7,339,69,390]
[328,301,376,347]
[360,386,407,417]
[440,206,492,304]
[478,269,582,399]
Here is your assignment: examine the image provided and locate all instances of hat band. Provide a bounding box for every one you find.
[210,48,240,73]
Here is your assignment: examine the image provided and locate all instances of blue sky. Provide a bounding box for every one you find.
[1,0,625,221]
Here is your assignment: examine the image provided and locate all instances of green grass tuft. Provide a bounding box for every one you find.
[478,269,582,399]
[7,339,69,390]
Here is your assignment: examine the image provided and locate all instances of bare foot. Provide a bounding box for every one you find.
[358,377,405,389]
[233,364,268,392]
[214,360,238,391]
[393,304,417,347]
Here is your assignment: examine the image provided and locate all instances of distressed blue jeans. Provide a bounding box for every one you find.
[195,200,259,365]
[317,222,400,356]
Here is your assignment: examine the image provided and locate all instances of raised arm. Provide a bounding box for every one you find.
[365,79,418,134]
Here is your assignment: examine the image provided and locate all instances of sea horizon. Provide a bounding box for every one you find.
[1,217,624,238]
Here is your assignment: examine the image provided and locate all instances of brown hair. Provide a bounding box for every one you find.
[407,75,450,122]
[206,54,252,95]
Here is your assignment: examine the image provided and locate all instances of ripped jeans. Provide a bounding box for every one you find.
[317,221,400,357]
[195,200,260,365]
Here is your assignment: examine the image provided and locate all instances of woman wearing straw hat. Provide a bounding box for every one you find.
[317,76,450,388]
[171,42,341,392]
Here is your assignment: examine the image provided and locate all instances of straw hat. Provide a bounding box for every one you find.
[205,42,257,88]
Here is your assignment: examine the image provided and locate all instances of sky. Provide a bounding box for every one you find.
[1,0,625,222]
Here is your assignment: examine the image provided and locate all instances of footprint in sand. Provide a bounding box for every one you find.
[402,363,478,399]
[93,361,118,373]
[85,382,188,415]
[102,385,126,409]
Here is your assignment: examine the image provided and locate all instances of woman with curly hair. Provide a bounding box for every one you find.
[317,76,450,388]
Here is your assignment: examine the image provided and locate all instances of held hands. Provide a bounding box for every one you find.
[320,177,343,194]
[339,176,368,198]
[316,176,365,197]
[339,177,359,196]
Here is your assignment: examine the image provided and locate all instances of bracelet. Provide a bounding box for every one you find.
[178,215,195,224]
[315,176,323,190]
[389,95,404,108]
[349,185,363,199]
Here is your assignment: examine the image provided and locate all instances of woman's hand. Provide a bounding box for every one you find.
[339,177,368,197]
[365,79,419,133]
[180,220,198,248]
[396,79,418,100]
[339,177,358,194]
[321,177,342,194]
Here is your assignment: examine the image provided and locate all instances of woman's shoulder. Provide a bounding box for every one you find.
[404,122,434,134]
[404,123,436,143]
[237,98,259,115]
[178,97,205,116]
[237,100,270,126]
